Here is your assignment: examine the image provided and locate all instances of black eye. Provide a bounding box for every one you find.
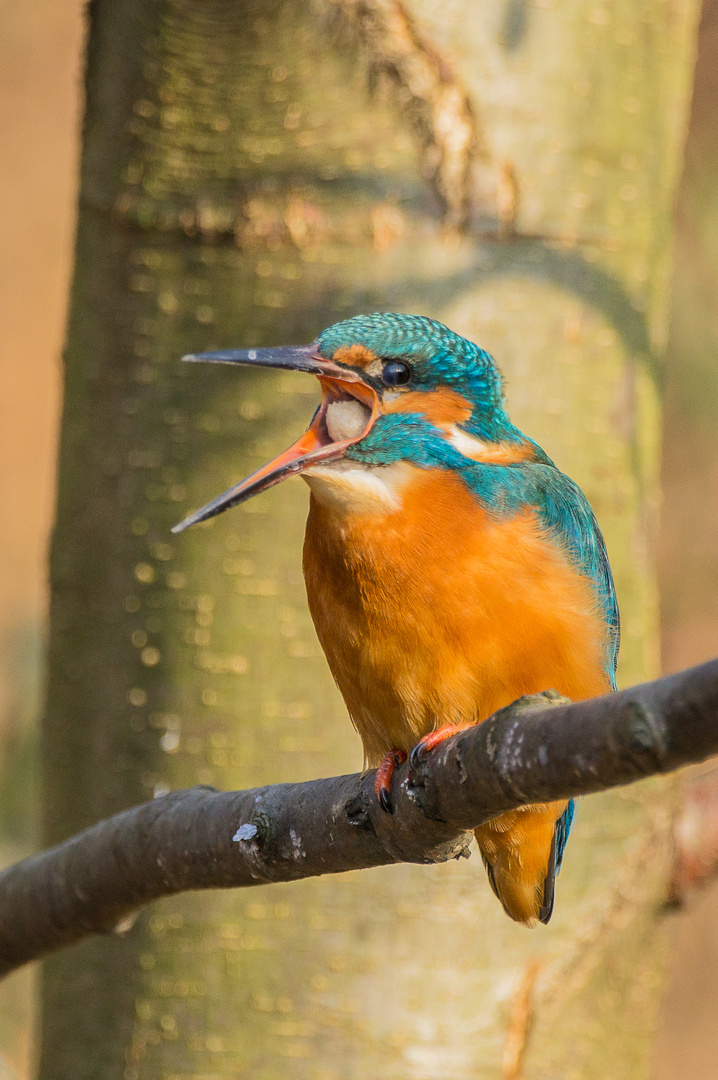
[381,361,412,387]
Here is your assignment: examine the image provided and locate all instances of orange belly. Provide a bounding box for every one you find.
[303,466,612,767]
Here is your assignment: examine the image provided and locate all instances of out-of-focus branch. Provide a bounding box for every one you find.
[1,658,718,979]
[669,762,718,904]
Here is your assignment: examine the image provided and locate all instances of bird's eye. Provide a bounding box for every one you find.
[381,361,412,387]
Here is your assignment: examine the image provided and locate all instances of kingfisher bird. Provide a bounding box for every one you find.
[174,313,619,926]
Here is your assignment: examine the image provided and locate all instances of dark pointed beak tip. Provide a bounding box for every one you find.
[178,344,323,374]
[171,339,369,537]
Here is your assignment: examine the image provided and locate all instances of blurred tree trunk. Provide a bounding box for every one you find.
[659,0,718,676]
[40,1,699,1078]
[654,2,718,1078]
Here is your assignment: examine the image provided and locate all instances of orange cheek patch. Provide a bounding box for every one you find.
[333,343,378,367]
[384,388,473,426]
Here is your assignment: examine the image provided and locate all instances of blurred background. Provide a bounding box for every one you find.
[1,1,717,1077]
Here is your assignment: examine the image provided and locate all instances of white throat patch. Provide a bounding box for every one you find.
[302,461,413,515]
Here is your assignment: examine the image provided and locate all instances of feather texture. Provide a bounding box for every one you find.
[305,313,619,924]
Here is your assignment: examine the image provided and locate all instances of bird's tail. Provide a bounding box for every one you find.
[475,800,575,927]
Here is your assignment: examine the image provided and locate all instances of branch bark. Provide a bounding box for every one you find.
[3,657,718,979]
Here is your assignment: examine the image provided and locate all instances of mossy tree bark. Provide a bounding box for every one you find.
[40,1,699,1078]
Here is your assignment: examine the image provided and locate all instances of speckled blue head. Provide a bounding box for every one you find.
[312,312,530,470]
[317,312,508,435]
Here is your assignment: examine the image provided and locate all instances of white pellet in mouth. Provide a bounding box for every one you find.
[325,399,371,442]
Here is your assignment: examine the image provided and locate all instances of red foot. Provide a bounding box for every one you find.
[374,750,407,814]
[410,724,466,770]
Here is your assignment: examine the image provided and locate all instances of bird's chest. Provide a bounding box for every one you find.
[302,465,610,765]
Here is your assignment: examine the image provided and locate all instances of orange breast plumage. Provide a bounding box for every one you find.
[302,462,612,925]
[302,464,611,767]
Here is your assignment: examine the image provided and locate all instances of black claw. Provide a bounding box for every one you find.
[378,787,394,814]
[409,743,425,771]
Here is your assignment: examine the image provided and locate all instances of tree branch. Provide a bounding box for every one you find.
[2,657,718,978]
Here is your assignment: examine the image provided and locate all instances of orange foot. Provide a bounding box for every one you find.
[374,749,408,814]
[409,724,466,771]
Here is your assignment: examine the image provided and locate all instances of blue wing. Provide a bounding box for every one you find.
[528,465,619,690]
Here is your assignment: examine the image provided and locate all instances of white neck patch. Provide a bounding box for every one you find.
[302,461,414,515]
[444,426,489,460]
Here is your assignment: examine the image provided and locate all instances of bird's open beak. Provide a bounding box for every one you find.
[172,345,379,533]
